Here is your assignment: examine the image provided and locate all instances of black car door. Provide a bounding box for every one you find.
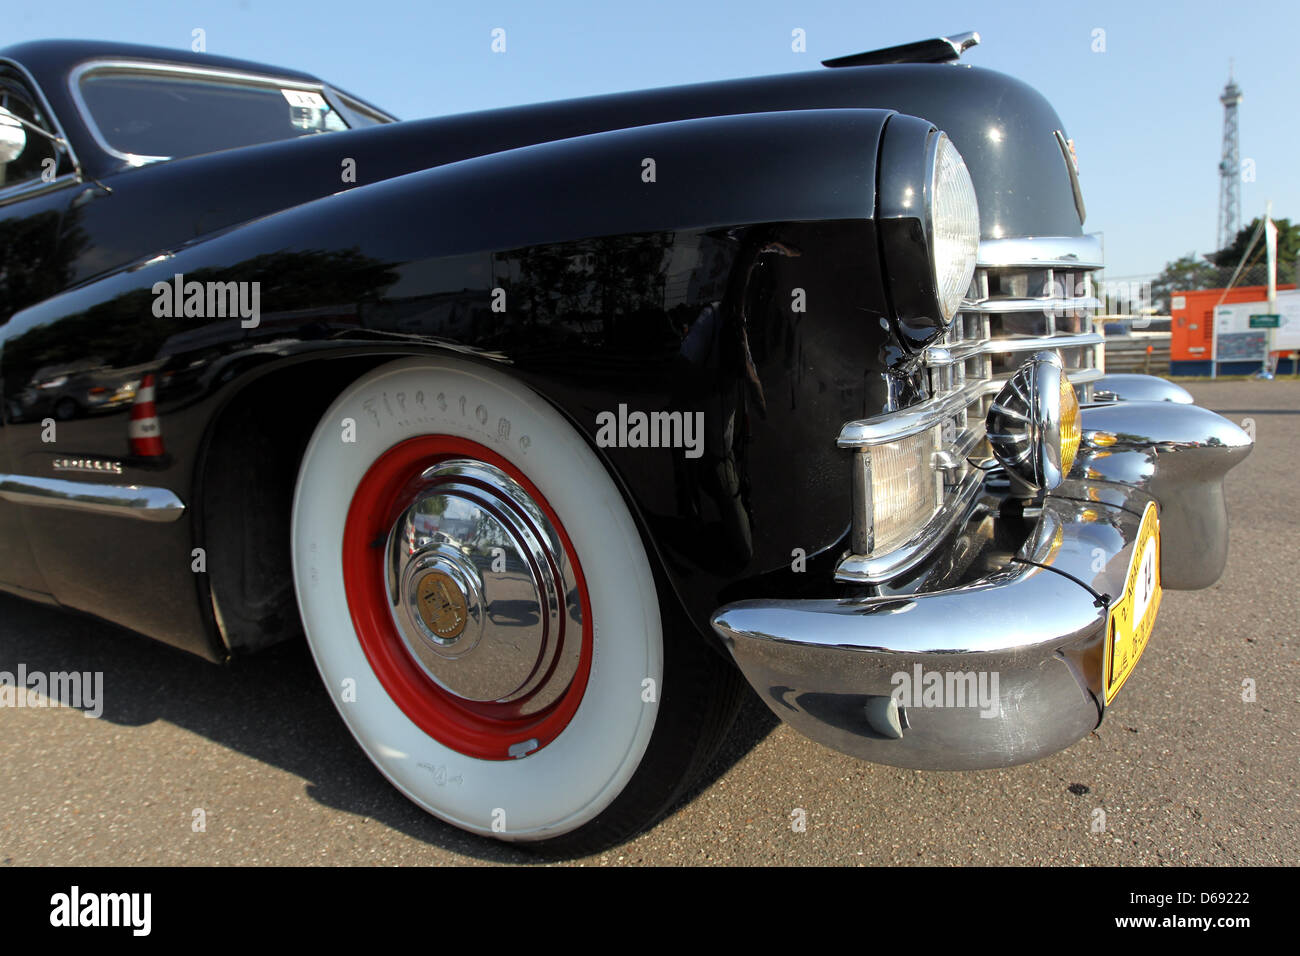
[0,65,79,596]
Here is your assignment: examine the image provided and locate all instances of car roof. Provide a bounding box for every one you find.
[0,38,322,87]
[0,39,343,177]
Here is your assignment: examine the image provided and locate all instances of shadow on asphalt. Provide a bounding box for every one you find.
[0,593,777,863]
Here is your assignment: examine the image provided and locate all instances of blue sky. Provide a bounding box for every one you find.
[7,0,1298,277]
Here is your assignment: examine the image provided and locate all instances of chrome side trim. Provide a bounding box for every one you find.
[0,474,185,522]
[51,456,125,475]
[976,234,1104,269]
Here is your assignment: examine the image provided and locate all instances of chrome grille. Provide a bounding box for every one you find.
[927,257,1105,470]
[835,235,1105,584]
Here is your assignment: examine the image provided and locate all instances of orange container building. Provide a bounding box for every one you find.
[1170,283,1297,375]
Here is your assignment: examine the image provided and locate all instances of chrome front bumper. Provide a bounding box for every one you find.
[710,375,1252,770]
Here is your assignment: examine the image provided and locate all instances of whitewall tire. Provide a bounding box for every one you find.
[290,356,665,843]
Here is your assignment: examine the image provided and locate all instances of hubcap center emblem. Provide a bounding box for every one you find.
[415,570,468,641]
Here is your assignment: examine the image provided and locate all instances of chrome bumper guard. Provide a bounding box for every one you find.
[710,376,1252,770]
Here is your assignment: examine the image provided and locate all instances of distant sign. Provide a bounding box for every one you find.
[1216,331,1269,362]
[1249,314,1281,328]
[1213,290,1300,351]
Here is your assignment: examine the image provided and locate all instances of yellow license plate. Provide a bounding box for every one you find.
[1104,502,1162,704]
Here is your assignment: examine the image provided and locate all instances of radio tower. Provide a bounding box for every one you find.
[1216,63,1243,253]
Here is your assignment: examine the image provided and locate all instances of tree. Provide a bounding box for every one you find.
[1150,252,1218,313]
[1148,216,1299,312]
[1208,216,1300,282]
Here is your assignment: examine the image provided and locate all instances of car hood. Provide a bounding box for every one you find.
[68,62,1079,288]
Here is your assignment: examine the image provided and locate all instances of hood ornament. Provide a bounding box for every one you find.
[823,31,980,68]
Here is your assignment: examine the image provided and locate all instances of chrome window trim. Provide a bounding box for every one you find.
[0,56,83,186]
[0,171,79,206]
[68,58,362,167]
[325,84,397,125]
[0,473,185,522]
[976,234,1104,269]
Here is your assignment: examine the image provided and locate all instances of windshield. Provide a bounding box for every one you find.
[77,68,371,162]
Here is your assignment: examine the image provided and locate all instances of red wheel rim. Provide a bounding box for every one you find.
[342,435,592,760]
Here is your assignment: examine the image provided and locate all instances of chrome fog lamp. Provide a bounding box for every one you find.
[986,352,1081,493]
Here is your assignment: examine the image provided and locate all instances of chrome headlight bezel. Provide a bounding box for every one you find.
[877,114,981,345]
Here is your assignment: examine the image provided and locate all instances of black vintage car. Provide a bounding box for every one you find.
[0,33,1252,853]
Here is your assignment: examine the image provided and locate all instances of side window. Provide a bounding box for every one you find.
[0,77,59,191]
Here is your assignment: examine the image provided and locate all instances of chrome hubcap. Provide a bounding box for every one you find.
[385,459,582,710]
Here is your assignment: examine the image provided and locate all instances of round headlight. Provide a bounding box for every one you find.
[928,132,980,322]
[877,116,982,342]
[986,351,1081,493]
